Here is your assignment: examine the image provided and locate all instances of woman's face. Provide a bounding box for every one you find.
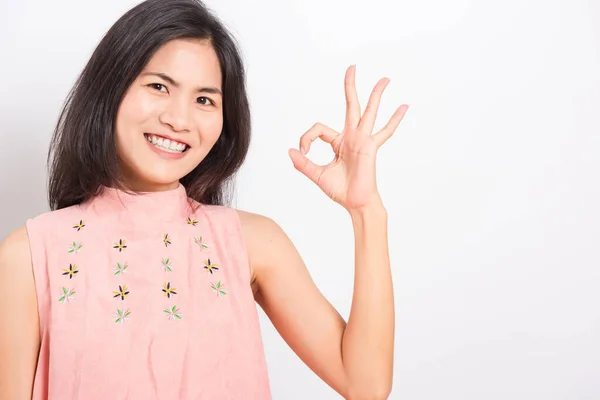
[115,38,223,191]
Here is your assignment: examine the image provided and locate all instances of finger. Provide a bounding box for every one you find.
[358,77,391,134]
[344,65,361,129]
[299,123,339,155]
[288,148,325,184]
[372,104,409,147]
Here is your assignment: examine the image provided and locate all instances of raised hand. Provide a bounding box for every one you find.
[288,65,409,212]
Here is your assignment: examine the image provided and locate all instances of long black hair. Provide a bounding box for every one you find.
[48,0,250,210]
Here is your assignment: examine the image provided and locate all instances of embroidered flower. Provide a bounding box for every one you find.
[72,220,85,231]
[58,287,76,303]
[163,233,172,247]
[163,305,182,320]
[114,262,128,276]
[112,285,130,300]
[210,281,227,297]
[113,239,127,252]
[62,263,79,279]
[160,258,172,272]
[203,258,219,274]
[68,241,83,254]
[186,217,198,226]
[193,236,208,250]
[114,308,131,324]
[162,282,177,298]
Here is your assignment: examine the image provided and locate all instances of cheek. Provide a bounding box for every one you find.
[116,90,156,143]
[198,114,224,144]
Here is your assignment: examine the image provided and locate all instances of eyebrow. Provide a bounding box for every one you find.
[141,72,222,96]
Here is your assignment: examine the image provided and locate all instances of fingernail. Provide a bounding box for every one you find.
[301,146,307,155]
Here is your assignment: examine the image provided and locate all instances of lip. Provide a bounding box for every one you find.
[144,132,191,148]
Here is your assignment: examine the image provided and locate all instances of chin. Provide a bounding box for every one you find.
[120,164,185,191]
[143,170,187,186]
[118,143,207,190]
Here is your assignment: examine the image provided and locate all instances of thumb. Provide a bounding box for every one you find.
[288,148,323,184]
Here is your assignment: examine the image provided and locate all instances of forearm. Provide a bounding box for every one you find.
[341,198,394,399]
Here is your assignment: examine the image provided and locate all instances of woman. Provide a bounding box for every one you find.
[0,0,408,398]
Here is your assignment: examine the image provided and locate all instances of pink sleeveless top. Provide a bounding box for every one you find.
[25,184,271,399]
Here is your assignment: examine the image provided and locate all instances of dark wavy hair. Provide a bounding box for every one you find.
[48,0,250,210]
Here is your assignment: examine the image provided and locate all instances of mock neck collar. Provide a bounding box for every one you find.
[86,183,193,225]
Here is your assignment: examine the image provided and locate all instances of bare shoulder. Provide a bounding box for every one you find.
[235,209,290,250]
[236,209,280,231]
[0,226,40,398]
[0,226,32,268]
[0,225,36,307]
[234,210,294,285]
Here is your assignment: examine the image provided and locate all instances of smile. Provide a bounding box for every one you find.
[144,133,189,154]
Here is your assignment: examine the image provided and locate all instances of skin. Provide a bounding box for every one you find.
[0,38,408,399]
[115,38,224,192]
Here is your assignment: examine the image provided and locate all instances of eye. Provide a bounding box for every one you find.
[148,83,168,92]
[197,96,215,106]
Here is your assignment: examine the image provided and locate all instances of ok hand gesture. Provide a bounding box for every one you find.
[289,65,409,212]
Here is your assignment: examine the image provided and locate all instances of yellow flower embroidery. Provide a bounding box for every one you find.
[113,239,127,252]
[186,217,198,226]
[112,285,129,300]
[163,233,172,247]
[62,263,79,279]
[72,220,85,231]
[162,282,177,298]
[203,258,219,274]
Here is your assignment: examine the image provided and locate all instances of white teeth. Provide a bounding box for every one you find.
[145,134,187,154]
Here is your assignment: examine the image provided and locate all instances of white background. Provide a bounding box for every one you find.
[1,0,599,398]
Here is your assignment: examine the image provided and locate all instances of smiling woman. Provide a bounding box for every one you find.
[45,0,250,208]
[114,39,225,191]
[0,0,408,399]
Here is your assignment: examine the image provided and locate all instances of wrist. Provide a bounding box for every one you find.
[348,196,387,221]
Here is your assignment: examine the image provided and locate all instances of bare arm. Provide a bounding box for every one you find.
[240,206,393,399]
[0,227,40,399]
[342,201,393,399]
[242,65,407,399]
[239,210,350,397]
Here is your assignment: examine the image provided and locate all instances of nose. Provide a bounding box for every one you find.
[158,98,191,132]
